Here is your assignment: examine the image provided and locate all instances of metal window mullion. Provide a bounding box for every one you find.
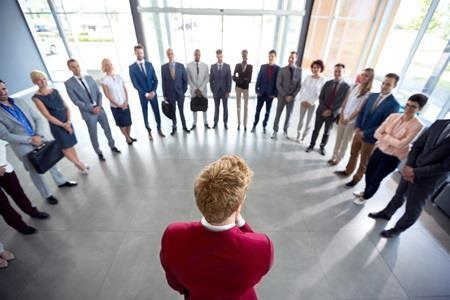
[322,0,341,62]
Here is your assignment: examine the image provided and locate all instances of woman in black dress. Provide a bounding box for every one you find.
[30,70,88,173]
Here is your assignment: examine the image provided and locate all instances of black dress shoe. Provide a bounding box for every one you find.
[319,148,326,156]
[212,123,218,129]
[250,127,256,133]
[345,180,358,187]
[334,170,348,177]
[244,127,247,131]
[224,124,228,130]
[205,124,211,129]
[368,212,391,221]
[130,137,137,142]
[158,129,165,138]
[380,228,400,238]
[190,125,197,130]
[98,153,106,161]
[46,196,59,205]
[58,181,78,188]
[170,129,177,136]
[127,140,133,145]
[148,131,154,141]
[183,127,190,133]
[305,146,314,153]
[111,147,121,153]
[237,125,240,131]
[263,127,267,134]
[18,225,37,235]
[31,212,50,219]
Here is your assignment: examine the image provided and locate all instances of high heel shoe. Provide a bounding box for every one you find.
[0,258,8,269]
[0,250,15,261]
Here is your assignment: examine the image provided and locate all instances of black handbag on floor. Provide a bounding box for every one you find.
[190,96,208,112]
[27,141,64,174]
[162,100,175,120]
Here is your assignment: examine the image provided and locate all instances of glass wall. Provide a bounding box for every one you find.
[138,0,305,94]
[302,0,378,79]
[375,0,450,122]
[18,0,137,81]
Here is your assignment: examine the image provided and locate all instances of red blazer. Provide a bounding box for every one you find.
[160,221,274,299]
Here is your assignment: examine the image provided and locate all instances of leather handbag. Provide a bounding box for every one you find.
[27,141,64,174]
[162,100,175,120]
[190,96,208,112]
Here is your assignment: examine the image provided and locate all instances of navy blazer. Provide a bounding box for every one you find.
[356,92,400,144]
[129,61,158,96]
[209,63,232,95]
[255,64,280,97]
[161,62,188,102]
[406,119,450,184]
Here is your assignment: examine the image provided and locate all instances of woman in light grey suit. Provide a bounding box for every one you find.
[0,79,75,205]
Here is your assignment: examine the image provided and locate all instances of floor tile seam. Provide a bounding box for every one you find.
[417,228,450,263]
[95,232,130,299]
[365,232,410,299]
[302,229,338,299]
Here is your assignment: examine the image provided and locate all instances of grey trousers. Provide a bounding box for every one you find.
[84,109,115,155]
[20,156,66,199]
[273,98,294,133]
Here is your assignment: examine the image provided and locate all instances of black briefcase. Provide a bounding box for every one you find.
[27,141,64,174]
[162,100,175,120]
[190,96,208,112]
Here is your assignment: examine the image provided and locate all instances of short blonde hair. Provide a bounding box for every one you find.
[194,156,253,224]
[101,58,113,73]
[30,70,46,83]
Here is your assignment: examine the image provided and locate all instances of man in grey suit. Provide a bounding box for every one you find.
[0,79,76,205]
[64,59,120,161]
[210,49,232,129]
[306,63,350,156]
[271,51,302,139]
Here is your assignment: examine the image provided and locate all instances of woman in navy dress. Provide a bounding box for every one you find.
[30,70,88,174]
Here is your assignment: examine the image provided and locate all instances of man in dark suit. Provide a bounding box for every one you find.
[368,119,450,238]
[306,63,350,156]
[335,73,400,187]
[271,51,302,139]
[161,48,189,135]
[129,44,165,140]
[65,59,120,161]
[210,49,232,129]
[251,49,280,133]
[160,156,273,299]
[233,49,253,131]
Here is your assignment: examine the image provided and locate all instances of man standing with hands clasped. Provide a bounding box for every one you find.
[210,49,232,130]
[186,49,210,130]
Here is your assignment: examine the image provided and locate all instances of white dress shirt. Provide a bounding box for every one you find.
[296,75,327,105]
[342,85,370,124]
[0,140,14,173]
[100,74,126,107]
[201,215,246,232]
[186,61,209,97]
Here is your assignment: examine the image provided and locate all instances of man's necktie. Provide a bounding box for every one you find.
[289,67,293,80]
[78,77,94,104]
[326,81,338,108]
[140,63,147,79]
[371,94,384,113]
[196,62,199,77]
[170,64,176,80]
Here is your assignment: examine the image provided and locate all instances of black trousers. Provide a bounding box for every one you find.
[363,149,400,199]
[380,177,440,232]
[0,171,38,231]
[253,93,274,128]
[309,112,334,149]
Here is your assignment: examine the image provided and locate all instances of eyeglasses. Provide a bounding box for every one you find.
[405,103,419,109]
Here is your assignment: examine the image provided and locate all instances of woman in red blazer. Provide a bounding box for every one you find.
[160,155,274,299]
